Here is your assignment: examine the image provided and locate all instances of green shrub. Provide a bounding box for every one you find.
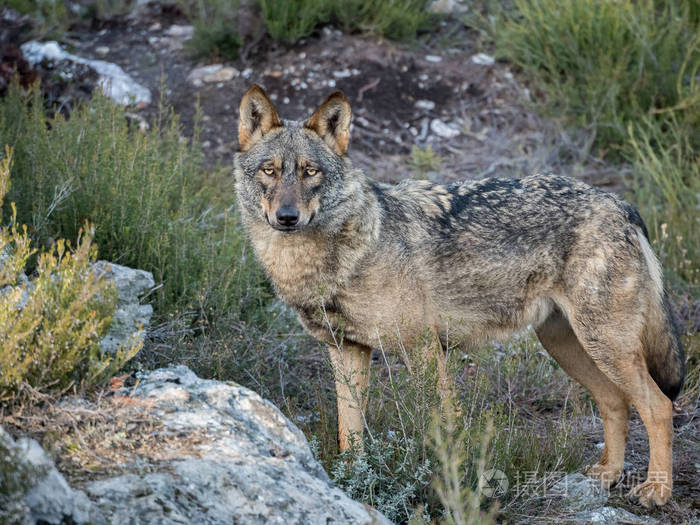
[489,0,699,150]
[0,84,269,318]
[185,0,435,51]
[0,147,138,403]
[332,0,434,41]
[259,0,331,43]
[185,0,243,60]
[627,116,698,288]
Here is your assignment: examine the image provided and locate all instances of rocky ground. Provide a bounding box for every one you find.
[57,3,621,189]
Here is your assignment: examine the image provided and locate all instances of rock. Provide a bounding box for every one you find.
[203,66,239,83]
[430,118,460,138]
[81,366,391,524]
[0,427,105,525]
[333,69,352,78]
[425,54,442,63]
[471,53,495,66]
[20,41,151,106]
[550,473,609,511]
[572,506,656,524]
[415,99,436,111]
[187,64,222,86]
[164,24,194,40]
[429,0,469,13]
[95,46,109,57]
[92,261,154,354]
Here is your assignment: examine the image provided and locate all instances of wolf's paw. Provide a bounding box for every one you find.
[586,462,622,489]
[628,479,671,507]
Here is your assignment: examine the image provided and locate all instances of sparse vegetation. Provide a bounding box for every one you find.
[408,145,443,179]
[184,0,244,60]
[0,147,138,403]
[0,84,269,318]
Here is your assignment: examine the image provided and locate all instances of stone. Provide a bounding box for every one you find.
[572,506,656,524]
[82,366,391,524]
[95,46,109,57]
[203,66,239,83]
[187,64,222,86]
[550,473,609,511]
[425,54,442,63]
[92,261,154,354]
[430,118,460,138]
[471,53,495,66]
[429,0,469,13]
[164,24,194,39]
[0,426,105,525]
[20,41,151,106]
[415,99,436,111]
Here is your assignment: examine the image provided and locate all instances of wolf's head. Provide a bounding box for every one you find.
[234,84,358,233]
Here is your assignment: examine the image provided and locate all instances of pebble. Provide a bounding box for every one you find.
[425,55,442,63]
[415,100,436,111]
[165,25,194,39]
[187,64,222,87]
[471,53,495,66]
[204,67,239,83]
[333,69,352,79]
[430,119,460,138]
[242,68,253,79]
[95,46,109,57]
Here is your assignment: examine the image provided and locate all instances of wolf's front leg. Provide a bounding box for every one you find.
[328,342,372,452]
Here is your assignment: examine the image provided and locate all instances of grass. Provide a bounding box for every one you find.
[0,83,270,319]
[183,0,244,60]
[182,0,436,57]
[0,147,138,404]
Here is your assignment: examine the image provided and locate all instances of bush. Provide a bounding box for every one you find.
[332,0,434,41]
[0,84,269,318]
[489,0,699,150]
[0,147,138,403]
[185,0,243,60]
[185,0,435,52]
[259,0,331,43]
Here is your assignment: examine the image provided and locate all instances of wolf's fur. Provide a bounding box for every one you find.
[234,85,685,507]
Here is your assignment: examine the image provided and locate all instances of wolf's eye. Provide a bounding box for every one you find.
[262,168,275,176]
[304,168,319,177]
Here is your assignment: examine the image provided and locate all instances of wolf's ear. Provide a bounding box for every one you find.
[238,85,282,151]
[306,91,351,156]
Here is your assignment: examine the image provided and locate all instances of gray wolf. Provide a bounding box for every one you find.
[234,85,684,507]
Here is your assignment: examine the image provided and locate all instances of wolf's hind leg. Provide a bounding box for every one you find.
[328,342,372,452]
[535,308,630,489]
[563,314,673,507]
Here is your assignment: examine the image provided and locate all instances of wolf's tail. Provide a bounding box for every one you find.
[634,224,685,401]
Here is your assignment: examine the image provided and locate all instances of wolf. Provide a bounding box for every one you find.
[233,85,684,507]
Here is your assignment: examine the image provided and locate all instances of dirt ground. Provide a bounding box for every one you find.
[5,3,699,523]
[66,4,623,190]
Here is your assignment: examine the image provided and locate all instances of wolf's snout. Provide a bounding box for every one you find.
[276,206,299,227]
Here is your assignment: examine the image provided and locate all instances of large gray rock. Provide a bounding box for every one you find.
[83,365,390,524]
[0,427,105,525]
[20,41,151,106]
[93,260,154,353]
[4,366,391,524]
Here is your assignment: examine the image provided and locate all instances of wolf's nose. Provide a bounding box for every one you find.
[276,207,299,226]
